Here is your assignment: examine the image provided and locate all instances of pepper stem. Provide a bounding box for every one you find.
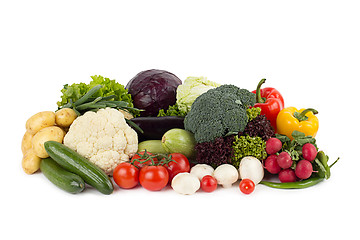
[294,108,318,121]
[255,78,267,103]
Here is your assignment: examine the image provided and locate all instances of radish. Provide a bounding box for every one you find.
[278,169,297,183]
[302,143,317,161]
[277,152,293,169]
[266,138,282,154]
[264,155,281,174]
[295,160,313,179]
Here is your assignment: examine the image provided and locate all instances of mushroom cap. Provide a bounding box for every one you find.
[190,164,215,180]
[239,156,264,184]
[213,164,239,188]
[171,172,200,195]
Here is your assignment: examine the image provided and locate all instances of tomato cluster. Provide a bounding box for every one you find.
[113,151,190,191]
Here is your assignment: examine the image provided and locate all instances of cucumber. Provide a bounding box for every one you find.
[44,141,114,195]
[40,158,85,194]
[138,140,168,154]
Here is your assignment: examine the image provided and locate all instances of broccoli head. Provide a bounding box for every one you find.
[184,84,256,143]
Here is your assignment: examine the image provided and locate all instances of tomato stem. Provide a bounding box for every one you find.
[156,154,177,166]
[130,150,177,167]
[130,150,158,167]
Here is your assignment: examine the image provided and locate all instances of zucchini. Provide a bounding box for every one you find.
[138,140,168,154]
[40,158,85,194]
[44,141,114,195]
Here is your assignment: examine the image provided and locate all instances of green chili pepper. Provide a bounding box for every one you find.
[317,151,331,179]
[260,177,324,189]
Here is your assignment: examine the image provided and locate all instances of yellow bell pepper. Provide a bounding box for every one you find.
[276,107,319,139]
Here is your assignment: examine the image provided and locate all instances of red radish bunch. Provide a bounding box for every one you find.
[264,137,318,183]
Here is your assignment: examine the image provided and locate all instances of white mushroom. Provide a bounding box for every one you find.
[171,172,200,195]
[238,156,264,185]
[190,164,215,180]
[213,164,239,188]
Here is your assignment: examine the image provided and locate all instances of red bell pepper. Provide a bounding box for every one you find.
[251,79,284,132]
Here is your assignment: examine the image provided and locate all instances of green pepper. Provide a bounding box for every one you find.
[260,177,324,189]
[317,151,331,179]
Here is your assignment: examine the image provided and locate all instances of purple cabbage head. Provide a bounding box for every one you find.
[126,69,182,117]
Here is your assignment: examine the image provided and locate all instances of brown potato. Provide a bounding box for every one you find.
[21,131,33,154]
[32,126,65,158]
[22,149,42,174]
[55,108,78,128]
[26,111,56,135]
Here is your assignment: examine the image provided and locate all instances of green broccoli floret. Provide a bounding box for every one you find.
[184,84,256,143]
[215,85,256,108]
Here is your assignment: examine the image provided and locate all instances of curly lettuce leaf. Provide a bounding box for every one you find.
[231,135,267,168]
[89,75,133,104]
[57,75,138,116]
[157,103,187,117]
[57,82,88,107]
[246,107,261,122]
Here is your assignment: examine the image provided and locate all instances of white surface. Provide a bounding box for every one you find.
[1,0,358,239]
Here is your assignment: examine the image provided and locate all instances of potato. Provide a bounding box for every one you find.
[32,126,65,158]
[22,149,42,174]
[55,108,78,128]
[21,131,33,154]
[26,111,56,135]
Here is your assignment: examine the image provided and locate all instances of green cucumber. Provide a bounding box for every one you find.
[44,141,114,195]
[40,158,85,194]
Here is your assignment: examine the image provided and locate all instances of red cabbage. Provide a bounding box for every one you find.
[126,69,182,117]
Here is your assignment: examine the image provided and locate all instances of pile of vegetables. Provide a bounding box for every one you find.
[262,131,338,188]
[21,69,338,195]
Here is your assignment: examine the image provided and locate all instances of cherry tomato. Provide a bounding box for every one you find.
[239,179,255,194]
[130,151,158,169]
[200,175,217,192]
[113,162,139,189]
[139,165,169,191]
[165,153,190,181]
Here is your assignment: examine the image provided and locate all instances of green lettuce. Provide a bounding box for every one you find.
[57,82,88,107]
[57,75,137,116]
[231,135,267,168]
[157,103,187,117]
[176,76,221,114]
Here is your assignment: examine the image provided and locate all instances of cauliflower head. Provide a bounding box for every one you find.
[63,108,138,175]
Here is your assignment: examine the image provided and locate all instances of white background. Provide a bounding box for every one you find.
[1,0,358,239]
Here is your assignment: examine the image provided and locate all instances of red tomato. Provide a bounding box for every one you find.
[130,151,158,169]
[239,179,255,194]
[200,175,217,193]
[139,166,169,191]
[113,162,139,189]
[165,153,190,181]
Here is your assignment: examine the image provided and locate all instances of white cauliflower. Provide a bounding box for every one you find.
[63,108,138,175]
